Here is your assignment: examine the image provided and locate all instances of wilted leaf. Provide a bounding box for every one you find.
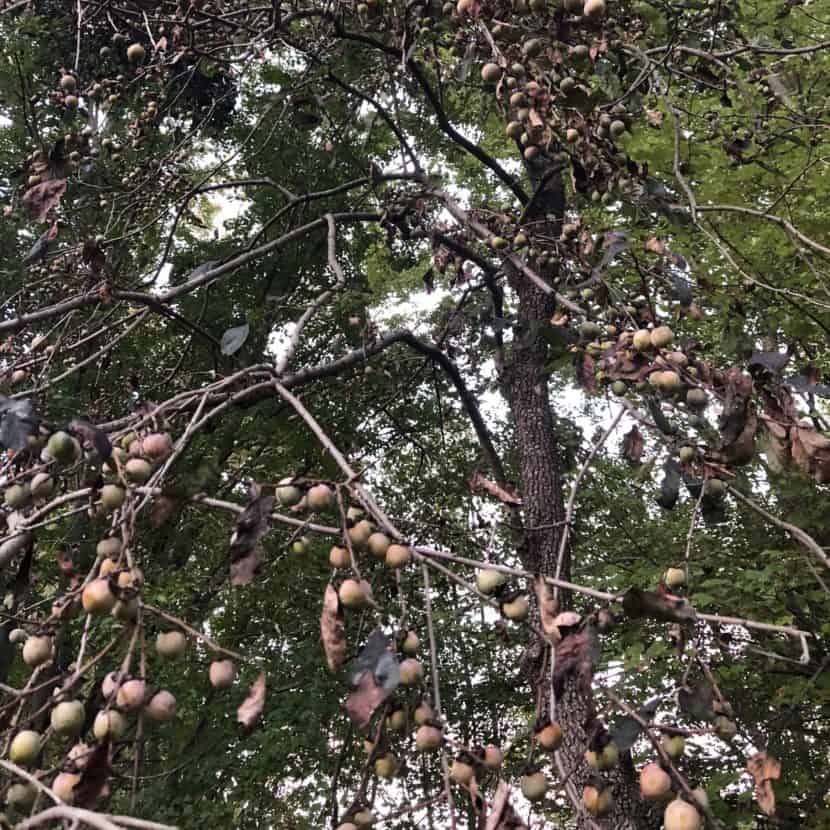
[678,679,715,721]
[535,576,560,642]
[221,322,250,356]
[349,628,399,693]
[621,425,645,465]
[645,236,667,255]
[73,740,111,808]
[574,352,597,392]
[345,670,390,728]
[646,109,664,128]
[469,472,521,505]
[70,419,112,459]
[237,672,266,731]
[321,584,346,672]
[670,271,693,307]
[82,238,106,275]
[553,625,600,695]
[229,494,274,564]
[422,267,435,294]
[622,587,697,624]
[0,396,37,451]
[657,458,681,510]
[647,398,677,436]
[485,780,510,830]
[22,222,58,267]
[747,752,781,816]
[22,178,66,222]
[748,350,789,374]
[719,368,756,464]
[791,426,830,483]
[230,546,262,586]
[609,716,643,752]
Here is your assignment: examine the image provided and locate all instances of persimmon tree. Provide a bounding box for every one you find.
[0,0,828,828]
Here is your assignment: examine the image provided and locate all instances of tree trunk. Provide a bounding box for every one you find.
[502,165,660,830]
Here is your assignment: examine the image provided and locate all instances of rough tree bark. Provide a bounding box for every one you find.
[502,162,660,829]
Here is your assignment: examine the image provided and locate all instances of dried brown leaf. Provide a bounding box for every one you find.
[321,584,346,672]
[719,368,756,464]
[535,576,560,643]
[237,672,266,732]
[230,546,262,586]
[747,752,781,816]
[469,472,522,505]
[22,178,66,223]
[622,425,645,465]
[345,670,389,728]
[645,236,667,255]
[485,779,510,830]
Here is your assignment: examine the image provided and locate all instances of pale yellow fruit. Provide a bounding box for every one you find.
[99,558,119,577]
[22,635,52,667]
[339,579,367,608]
[650,325,674,349]
[101,484,126,511]
[96,536,122,558]
[399,658,424,686]
[583,0,606,16]
[329,546,350,568]
[6,782,37,809]
[367,532,390,558]
[347,519,373,549]
[536,722,562,750]
[483,744,503,768]
[51,700,85,736]
[142,432,172,458]
[125,458,152,483]
[633,329,653,351]
[276,480,302,506]
[521,771,548,802]
[209,660,236,689]
[662,735,686,759]
[9,730,41,765]
[414,702,434,725]
[93,709,127,740]
[503,595,529,621]
[307,484,334,511]
[53,771,81,803]
[82,579,116,615]
[127,43,146,63]
[583,785,613,816]
[450,759,474,785]
[155,631,187,660]
[640,762,672,800]
[386,709,407,732]
[415,724,443,751]
[476,568,508,594]
[664,799,702,830]
[664,568,686,589]
[385,544,411,569]
[144,690,176,723]
[374,752,397,779]
[30,472,55,500]
[116,679,147,711]
[402,630,419,655]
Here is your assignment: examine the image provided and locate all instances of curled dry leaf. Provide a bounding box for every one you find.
[469,471,522,505]
[747,752,781,816]
[321,584,346,672]
[345,670,389,729]
[719,368,756,464]
[22,178,66,223]
[237,672,266,732]
[535,576,560,643]
[621,425,645,466]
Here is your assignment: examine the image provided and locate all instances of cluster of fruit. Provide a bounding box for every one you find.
[5,627,236,811]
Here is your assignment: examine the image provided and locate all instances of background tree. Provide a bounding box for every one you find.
[0,0,828,829]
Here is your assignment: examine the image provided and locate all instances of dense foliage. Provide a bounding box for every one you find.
[0,0,828,829]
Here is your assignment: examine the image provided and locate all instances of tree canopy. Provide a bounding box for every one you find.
[0,0,829,829]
